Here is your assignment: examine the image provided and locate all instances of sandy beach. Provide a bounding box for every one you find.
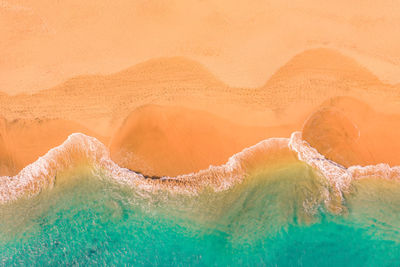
[0,47,399,176]
[2,1,400,265]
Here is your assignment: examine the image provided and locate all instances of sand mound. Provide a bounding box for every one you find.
[260,48,386,109]
[0,57,238,136]
[302,97,400,167]
[267,48,379,83]
[115,57,224,87]
[0,118,104,176]
[40,57,225,97]
[109,105,294,176]
[0,49,399,172]
[2,48,398,138]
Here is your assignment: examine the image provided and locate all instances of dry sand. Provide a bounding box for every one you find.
[3,0,400,94]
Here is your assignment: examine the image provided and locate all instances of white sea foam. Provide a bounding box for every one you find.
[0,132,399,206]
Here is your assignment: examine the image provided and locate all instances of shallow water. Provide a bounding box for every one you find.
[1,163,400,266]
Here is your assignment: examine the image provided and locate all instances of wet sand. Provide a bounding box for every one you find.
[303,96,400,167]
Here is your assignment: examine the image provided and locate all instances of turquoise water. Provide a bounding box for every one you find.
[1,164,400,266]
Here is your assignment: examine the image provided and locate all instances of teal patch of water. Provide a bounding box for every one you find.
[1,165,400,266]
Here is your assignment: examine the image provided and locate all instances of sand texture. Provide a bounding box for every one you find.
[1,47,400,176]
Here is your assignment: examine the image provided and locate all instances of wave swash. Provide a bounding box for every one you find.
[1,131,399,215]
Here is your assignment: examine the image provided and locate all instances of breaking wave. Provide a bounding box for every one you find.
[1,132,399,210]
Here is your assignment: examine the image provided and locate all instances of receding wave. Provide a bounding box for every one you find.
[1,131,399,210]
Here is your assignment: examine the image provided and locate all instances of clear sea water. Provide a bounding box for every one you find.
[1,163,400,266]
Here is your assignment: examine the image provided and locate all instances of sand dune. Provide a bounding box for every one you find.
[258,49,400,128]
[109,105,294,176]
[302,96,400,167]
[262,49,380,106]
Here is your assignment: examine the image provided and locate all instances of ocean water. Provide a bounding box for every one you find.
[1,162,400,266]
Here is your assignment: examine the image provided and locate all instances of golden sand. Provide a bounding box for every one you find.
[3,0,400,178]
[3,0,400,94]
[109,105,294,176]
[0,47,400,176]
[0,118,105,176]
[303,97,400,167]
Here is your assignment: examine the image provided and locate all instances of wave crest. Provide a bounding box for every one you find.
[1,132,399,210]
